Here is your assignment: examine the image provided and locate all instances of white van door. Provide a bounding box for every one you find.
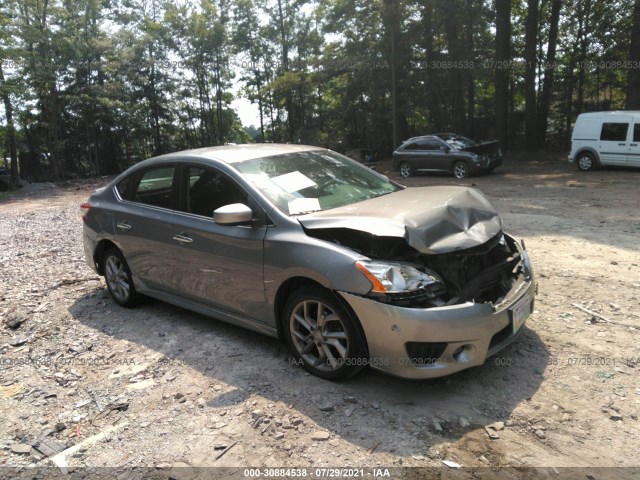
[598,120,630,166]
[630,123,640,167]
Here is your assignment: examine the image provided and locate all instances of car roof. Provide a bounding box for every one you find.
[577,111,640,118]
[402,135,440,143]
[153,143,324,164]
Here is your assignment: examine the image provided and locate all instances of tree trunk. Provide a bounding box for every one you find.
[466,0,476,137]
[523,0,539,149]
[0,63,19,189]
[442,3,465,133]
[576,0,592,115]
[626,0,640,109]
[495,0,511,149]
[537,0,562,144]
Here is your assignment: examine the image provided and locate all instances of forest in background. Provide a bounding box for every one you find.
[1,0,640,187]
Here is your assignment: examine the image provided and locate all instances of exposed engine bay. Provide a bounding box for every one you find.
[305,227,524,308]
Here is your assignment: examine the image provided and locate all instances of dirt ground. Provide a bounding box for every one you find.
[1,153,639,478]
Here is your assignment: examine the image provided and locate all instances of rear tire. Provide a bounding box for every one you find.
[576,152,596,171]
[103,248,140,308]
[283,285,368,381]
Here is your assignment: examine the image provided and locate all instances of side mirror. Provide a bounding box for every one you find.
[213,203,253,225]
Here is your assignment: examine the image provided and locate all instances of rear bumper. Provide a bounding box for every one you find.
[339,238,535,379]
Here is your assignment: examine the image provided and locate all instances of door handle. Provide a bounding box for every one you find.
[172,234,193,244]
[116,222,132,230]
[618,143,627,146]
[631,144,638,147]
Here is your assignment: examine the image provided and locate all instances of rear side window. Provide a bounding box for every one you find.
[133,167,176,209]
[634,124,640,142]
[600,123,629,141]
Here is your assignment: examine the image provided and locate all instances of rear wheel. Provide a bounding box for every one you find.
[453,161,470,179]
[576,152,596,171]
[103,248,140,307]
[283,285,368,381]
[399,161,413,178]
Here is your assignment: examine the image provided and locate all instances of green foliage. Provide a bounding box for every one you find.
[0,0,639,181]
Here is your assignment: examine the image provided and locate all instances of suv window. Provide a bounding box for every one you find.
[183,167,248,217]
[600,123,629,142]
[403,139,440,151]
[133,167,176,209]
[425,139,447,151]
[634,124,640,142]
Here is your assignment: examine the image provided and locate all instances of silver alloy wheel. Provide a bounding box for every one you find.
[399,162,412,178]
[289,300,349,371]
[578,155,593,171]
[453,162,468,179]
[105,254,130,303]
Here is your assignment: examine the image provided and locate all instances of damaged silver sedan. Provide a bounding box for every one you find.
[82,144,535,380]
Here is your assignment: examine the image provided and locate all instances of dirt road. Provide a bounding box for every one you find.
[1,154,639,477]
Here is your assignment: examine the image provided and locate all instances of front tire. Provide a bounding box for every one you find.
[103,248,140,308]
[399,161,413,178]
[576,152,596,171]
[283,285,368,381]
[453,161,470,179]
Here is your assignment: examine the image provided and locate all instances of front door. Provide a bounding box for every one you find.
[169,165,268,322]
[598,120,630,166]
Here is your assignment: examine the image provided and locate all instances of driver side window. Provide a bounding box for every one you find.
[183,167,248,217]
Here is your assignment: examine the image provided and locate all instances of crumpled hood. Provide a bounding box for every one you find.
[298,186,502,254]
[460,140,500,155]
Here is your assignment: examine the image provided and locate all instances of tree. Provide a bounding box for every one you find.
[495,0,511,149]
[537,0,562,144]
[523,0,539,149]
[627,0,640,109]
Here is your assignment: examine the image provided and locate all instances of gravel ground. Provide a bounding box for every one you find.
[1,156,639,478]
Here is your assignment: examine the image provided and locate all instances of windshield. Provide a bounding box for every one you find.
[443,135,476,149]
[235,150,399,215]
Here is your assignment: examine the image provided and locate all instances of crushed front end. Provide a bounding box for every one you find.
[341,232,534,378]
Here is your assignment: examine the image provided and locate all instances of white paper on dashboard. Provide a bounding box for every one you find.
[288,197,321,215]
[271,171,317,193]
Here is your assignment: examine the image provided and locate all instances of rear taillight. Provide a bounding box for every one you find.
[80,202,91,222]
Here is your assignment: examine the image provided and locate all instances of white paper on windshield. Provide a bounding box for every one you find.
[288,197,321,215]
[271,171,316,193]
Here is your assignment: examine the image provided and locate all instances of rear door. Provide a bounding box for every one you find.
[169,165,269,321]
[630,122,640,167]
[113,165,178,292]
[598,120,630,166]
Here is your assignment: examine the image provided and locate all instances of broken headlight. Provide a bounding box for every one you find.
[355,260,445,297]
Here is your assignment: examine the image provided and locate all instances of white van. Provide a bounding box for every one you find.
[568,111,640,171]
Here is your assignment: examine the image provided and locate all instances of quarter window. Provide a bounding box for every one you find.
[116,176,134,200]
[634,124,640,142]
[183,167,248,217]
[133,167,176,209]
[600,123,629,142]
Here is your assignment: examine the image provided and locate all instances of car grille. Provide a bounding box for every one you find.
[405,342,448,365]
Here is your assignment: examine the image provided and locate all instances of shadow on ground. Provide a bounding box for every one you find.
[69,286,548,457]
